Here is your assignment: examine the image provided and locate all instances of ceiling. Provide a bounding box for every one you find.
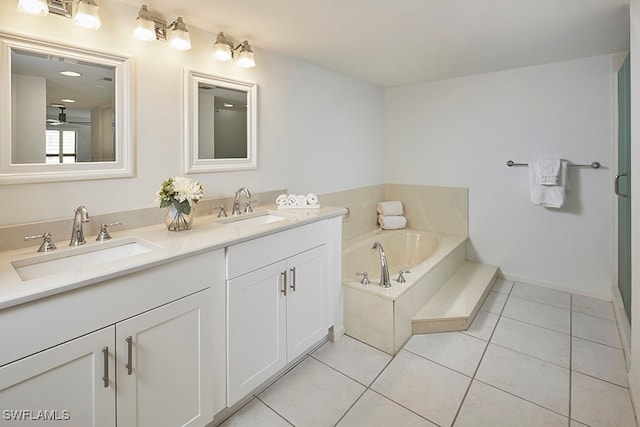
[120,0,629,87]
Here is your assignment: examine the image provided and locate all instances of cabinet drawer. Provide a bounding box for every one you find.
[0,249,224,367]
[227,220,328,279]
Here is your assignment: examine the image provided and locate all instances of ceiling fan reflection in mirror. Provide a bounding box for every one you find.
[46,105,90,126]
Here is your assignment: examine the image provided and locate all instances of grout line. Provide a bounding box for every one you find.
[451,279,512,425]
[254,396,296,426]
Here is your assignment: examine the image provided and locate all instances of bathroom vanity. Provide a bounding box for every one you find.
[0,206,345,426]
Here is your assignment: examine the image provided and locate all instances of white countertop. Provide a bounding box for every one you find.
[0,205,347,311]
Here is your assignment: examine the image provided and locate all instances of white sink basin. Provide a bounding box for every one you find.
[12,238,157,281]
[220,212,288,227]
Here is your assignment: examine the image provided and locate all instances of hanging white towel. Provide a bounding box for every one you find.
[533,158,562,186]
[378,215,407,230]
[529,160,570,208]
[377,201,404,216]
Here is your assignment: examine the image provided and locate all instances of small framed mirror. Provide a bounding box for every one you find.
[184,70,257,173]
[0,33,133,184]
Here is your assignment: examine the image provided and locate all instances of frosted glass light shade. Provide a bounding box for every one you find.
[133,18,156,41]
[213,42,232,61]
[17,0,48,15]
[169,28,191,50]
[73,0,101,29]
[237,50,255,68]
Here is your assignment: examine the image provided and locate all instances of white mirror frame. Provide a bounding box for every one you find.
[0,33,134,184]
[184,69,257,173]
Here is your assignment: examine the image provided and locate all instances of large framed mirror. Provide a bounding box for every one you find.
[184,70,257,173]
[0,33,133,184]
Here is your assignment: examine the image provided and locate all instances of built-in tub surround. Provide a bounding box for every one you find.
[343,229,468,354]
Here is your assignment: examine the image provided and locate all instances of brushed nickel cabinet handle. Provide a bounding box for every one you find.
[615,173,628,197]
[125,336,133,375]
[102,346,109,388]
[290,267,297,292]
[281,271,288,296]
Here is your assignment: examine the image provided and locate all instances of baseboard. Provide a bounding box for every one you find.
[499,271,612,301]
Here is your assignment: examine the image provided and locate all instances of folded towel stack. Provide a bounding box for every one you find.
[276,193,320,208]
[377,201,407,229]
[529,158,570,208]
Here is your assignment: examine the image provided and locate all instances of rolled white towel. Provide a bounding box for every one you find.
[378,215,407,230]
[307,193,319,206]
[377,201,403,216]
[276,194,288,206]
[297,194,308,206]
[286,194,299,206]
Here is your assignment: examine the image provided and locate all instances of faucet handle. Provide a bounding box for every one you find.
[244,200,257,213]
[214,205,228,218]
[396,270,411,283]
[356,272,370,286]
[96,222,122,241]
[24,232,57,253]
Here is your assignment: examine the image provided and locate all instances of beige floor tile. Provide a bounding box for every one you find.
[372,350,470,426]
[258,357,365,427]
[572,295,616,321]
[572,312,622,349]
[462,310,499,341]
[492,278,514,295]
[219,399,291,427]
[571,371,636,427]
[511,282,570,309]
[502,296,570,334]
[481,291,508,315]
[337,390,436,427]
[476,344,569,415]
[312,335,392,386]
[491,317,570,368]
[454,380,567,427]
[403,331,487,376]
[572,337,628,387]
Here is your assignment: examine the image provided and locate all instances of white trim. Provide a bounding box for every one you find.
[183,69,257,173]
[0,33,134,184]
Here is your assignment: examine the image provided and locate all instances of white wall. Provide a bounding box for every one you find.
[12,74,46,163]
[385,56,615,298]
[0,0,385,226]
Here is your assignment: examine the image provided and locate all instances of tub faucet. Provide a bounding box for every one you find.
[232,187,252,216]
[372,241,391,288]
[69,205,90,246]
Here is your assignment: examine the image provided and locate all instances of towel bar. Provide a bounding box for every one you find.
[506,160,601,169]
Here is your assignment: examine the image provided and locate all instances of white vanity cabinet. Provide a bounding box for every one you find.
[0,250,222,427]
[226,221,330,406]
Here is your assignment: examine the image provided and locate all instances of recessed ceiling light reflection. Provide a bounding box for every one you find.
[61,98,75,103]
[60,71,82,77]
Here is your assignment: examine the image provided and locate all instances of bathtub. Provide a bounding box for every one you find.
[342,229,468,354]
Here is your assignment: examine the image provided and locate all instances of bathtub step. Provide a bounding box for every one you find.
[411,261,498,335]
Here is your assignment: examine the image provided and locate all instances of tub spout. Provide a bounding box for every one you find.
[372,241,391,288]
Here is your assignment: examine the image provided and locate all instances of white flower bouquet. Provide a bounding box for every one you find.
[157,176,203,231]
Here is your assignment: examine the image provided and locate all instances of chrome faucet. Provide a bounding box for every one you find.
[232,187,252,216]
[372,241,391,288]
[69,206,90,246]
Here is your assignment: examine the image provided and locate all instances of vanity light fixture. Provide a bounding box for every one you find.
[212,32,256,68]
[73,0,101,30]
[131,5,191,51]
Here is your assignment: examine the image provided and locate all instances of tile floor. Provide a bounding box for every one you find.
[220,280,637,427]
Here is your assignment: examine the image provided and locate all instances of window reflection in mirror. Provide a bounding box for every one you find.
[184,70,257,173]
[11,48,116,165]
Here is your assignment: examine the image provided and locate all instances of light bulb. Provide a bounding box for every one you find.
[169,17,191,50]
[213,43,232,61]
[237,42,255,68]
[133,5,157,41]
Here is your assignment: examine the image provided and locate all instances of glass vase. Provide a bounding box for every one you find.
[164,205,194,231]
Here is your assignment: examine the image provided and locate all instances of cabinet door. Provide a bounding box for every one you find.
[286,245,327,361]
[116,289,213,427]
[0,327,115,427]
[227,261,287,406]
